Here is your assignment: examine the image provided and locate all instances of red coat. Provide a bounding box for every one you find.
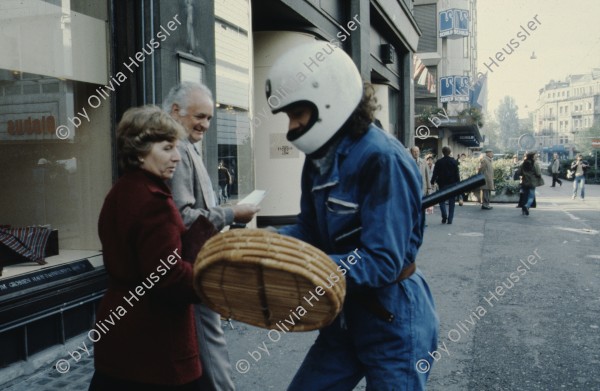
[95,169,201,385]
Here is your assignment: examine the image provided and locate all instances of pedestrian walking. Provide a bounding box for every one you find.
[423,154,435,221]
[164,82,259,391]
[517,151,544,216]
[217,160,232,204]
[550,153,562,187]
[570,154,589,200]
[267,41,438,391]
[511,155,521,180]
[479,149,495,210]
[456,153,467,205]
[431,146,460,224]
[89,106,216,390]
[425,154,435,195]
[411,146,428,196]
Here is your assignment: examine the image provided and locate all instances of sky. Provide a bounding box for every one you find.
[476,0,600,119]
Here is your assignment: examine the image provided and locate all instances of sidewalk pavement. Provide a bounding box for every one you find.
[0,176,600,391]
[421,174,600,390]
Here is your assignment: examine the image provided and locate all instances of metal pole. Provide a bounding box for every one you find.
[422,175,486,209]
[594,149,598,182]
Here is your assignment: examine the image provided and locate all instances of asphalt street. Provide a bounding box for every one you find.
[3,174,599,391]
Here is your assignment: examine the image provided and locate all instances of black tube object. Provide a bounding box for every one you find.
[422,174,486,210]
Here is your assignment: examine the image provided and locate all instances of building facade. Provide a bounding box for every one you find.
[251,0,421,223]
[413,0,483,158]
[533,69,600,159]
[0,0,113,374]
[0,0,425,383]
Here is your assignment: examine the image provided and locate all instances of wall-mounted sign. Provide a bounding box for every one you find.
[454,134,480,147]
[0,98,67,142]
[439,9,470,38]
[439,76,471,103]
[269,133,299,159]
[440,76,454,103]
[454,76,470,102]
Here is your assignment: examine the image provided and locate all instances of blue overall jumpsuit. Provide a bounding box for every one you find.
[281,125,439,391]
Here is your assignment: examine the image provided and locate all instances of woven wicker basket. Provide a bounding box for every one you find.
[193,229,346,331]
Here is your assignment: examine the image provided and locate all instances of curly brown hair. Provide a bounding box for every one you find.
[117,105,186,170]
[342,81,381,138]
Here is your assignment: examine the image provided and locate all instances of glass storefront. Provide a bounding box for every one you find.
[214,0,254,205]
[0,0,111,287]
[0,0,112,371]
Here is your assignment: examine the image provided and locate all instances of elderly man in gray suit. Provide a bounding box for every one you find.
[164,81,259,391]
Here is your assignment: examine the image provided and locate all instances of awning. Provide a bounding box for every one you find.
[453,134,480,147]
[542,145,567,153]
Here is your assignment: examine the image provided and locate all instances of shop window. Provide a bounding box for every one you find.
[215,107,252,201]
[214,2,254,205]
[0,0,111,278]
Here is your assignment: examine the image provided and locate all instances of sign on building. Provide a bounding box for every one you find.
[439,76,471,103]
[440,76,454,103]
[454,76,470,102]
[439,9,470,38]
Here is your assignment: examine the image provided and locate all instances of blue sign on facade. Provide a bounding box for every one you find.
[440,76,454,103]
[439,9,470,38]
[439,75,471,103]
[439,9,454,37]
[454,76,470,102]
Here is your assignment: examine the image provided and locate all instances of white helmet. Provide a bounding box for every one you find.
[266,41,363,154]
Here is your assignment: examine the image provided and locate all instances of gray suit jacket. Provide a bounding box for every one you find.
[167,138,234,230]
[551,158,560,174]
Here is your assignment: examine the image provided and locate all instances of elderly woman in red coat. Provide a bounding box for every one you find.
[89,105,215,391]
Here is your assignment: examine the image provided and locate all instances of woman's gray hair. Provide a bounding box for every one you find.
[162,82,213,115]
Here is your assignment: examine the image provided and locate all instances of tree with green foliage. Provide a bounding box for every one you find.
[495,96,520,151]
[573,122,600,156]
[480,114,501,151]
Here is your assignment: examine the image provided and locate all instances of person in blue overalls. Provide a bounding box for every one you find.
[266,41,439,391]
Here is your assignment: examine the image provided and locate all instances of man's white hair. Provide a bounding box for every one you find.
[162,81,213,115]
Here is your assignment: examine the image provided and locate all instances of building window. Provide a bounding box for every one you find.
[414,4,438,53]
[0,0,111,275]
[214,0,254,204]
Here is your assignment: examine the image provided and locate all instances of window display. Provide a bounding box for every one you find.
[0,0,111,281]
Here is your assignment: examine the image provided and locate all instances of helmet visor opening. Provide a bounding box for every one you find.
[282,101,319,143]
